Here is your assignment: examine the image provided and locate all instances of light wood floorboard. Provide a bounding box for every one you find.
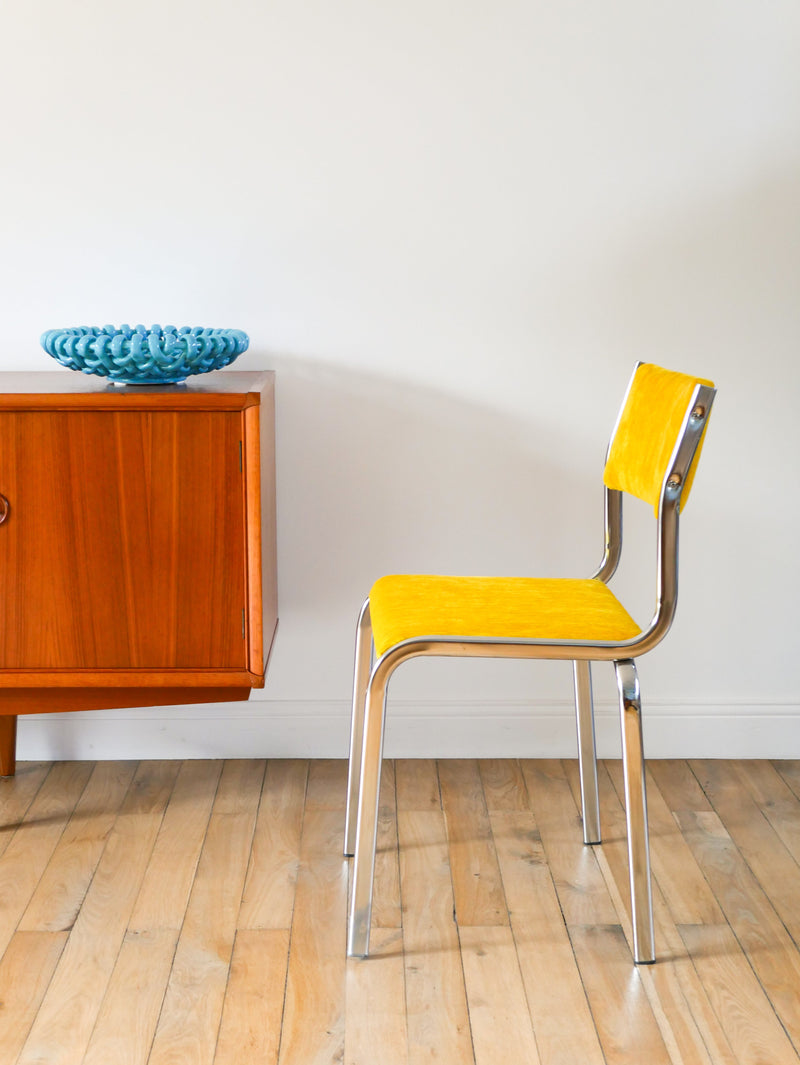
[1,758,800,1065]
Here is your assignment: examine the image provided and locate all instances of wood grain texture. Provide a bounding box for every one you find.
[258,376,278,676]
[647,758,714,813]
[0,370,272,404]
[673,804,800,1049]
[679,923,799,1065]
[278,810,348,1065]
[81,929,178,1065]
[0,372,277,774]
[215,930,291,1065]
[774,759,800,801]
[0,687,250,713]
[0,410,246,670]
[395,758,440,812]
[16,761,180,1065]
[691,758,800,944]
[480,757,530,811]
[398,810,473,1065]
[736,759,800,866]
[244,403,265,676]
[238,759,308,930]
[147,761,263,1065]
[602,760,724,927]
[0,931,68,1065]
[305,758,348,811]
[244,376,278,681]
[490,810,605,1065]
[460,924,542,1065]
[0,671,258,690]
[438,759,507,927]
[588,763,737,1065]
[345,927,407,1065]
[570,924,673,1065]
[521,759,618,927]
[0,716,16,776]
[646,890,739,1065]
[145,818,254,1065]
[4,757,800,1065]
[372,759,402,929]
[0,760,50,857]
[0,761,94,957]
[128,759,223,933]
[19,760,137,932]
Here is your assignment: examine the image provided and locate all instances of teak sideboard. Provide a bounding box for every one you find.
[0,371,277,775]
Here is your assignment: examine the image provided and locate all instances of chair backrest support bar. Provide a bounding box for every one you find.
[646,381,716,648]
[592,486,623,584]
[367,371,716,675]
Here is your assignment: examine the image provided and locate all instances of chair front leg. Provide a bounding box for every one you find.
[345,599,373,857]
[573,659,600,844]
[614,658,655,964]
[347,667,389,958]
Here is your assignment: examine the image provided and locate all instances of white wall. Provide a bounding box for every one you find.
[2,0,798,759]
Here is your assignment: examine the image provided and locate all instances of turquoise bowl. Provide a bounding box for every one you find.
[40,324,249,385]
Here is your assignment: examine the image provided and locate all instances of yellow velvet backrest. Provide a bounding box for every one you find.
[603,363,714,515]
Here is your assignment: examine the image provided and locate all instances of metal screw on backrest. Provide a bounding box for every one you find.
[691,405,706,419]
[667,474,682,488]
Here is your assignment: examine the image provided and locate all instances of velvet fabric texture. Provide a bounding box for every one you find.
[603,363,714,515]
[369,575,642,658]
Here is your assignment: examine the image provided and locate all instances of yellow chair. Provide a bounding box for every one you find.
[344,362,716,964]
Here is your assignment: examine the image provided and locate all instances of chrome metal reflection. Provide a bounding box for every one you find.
[615,659,655,963]
[574,659,601,844]
[344,599,372,857]
[344,375,717,966]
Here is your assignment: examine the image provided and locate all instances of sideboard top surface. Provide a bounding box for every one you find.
[0,370,274,410]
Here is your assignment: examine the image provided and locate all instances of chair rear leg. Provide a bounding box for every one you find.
[345,600,373,857]
[347,672,389,957]
[573,659,601,844]
[614,658,655,963]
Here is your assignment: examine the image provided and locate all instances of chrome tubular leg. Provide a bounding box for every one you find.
[614,659,655,964]
[344,600,373,857]
[347,670,389,958]
[573,659,600,844]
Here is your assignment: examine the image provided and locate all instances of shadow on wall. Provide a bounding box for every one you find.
[579,168,800,690]
[265,355,606,608]
[235,168,800,704]
[240,354,623,704]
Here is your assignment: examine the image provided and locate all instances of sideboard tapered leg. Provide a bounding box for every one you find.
[0,716,17,777]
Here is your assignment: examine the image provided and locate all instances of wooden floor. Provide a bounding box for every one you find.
[2,758,800,1065]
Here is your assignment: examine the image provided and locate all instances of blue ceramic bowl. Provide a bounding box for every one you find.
[40,324,250,384]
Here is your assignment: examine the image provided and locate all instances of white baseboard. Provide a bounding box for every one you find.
[15,698,800,761]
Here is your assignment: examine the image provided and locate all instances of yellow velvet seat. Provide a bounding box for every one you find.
[345,362,717,966]
[370,574,641,656]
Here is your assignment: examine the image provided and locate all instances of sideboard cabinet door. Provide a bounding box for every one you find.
[0,369,276,776]
[0,409,248,670]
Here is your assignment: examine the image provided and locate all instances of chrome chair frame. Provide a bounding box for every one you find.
[344,374,716,964]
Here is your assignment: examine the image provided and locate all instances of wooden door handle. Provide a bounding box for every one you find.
[0,494,9,525]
